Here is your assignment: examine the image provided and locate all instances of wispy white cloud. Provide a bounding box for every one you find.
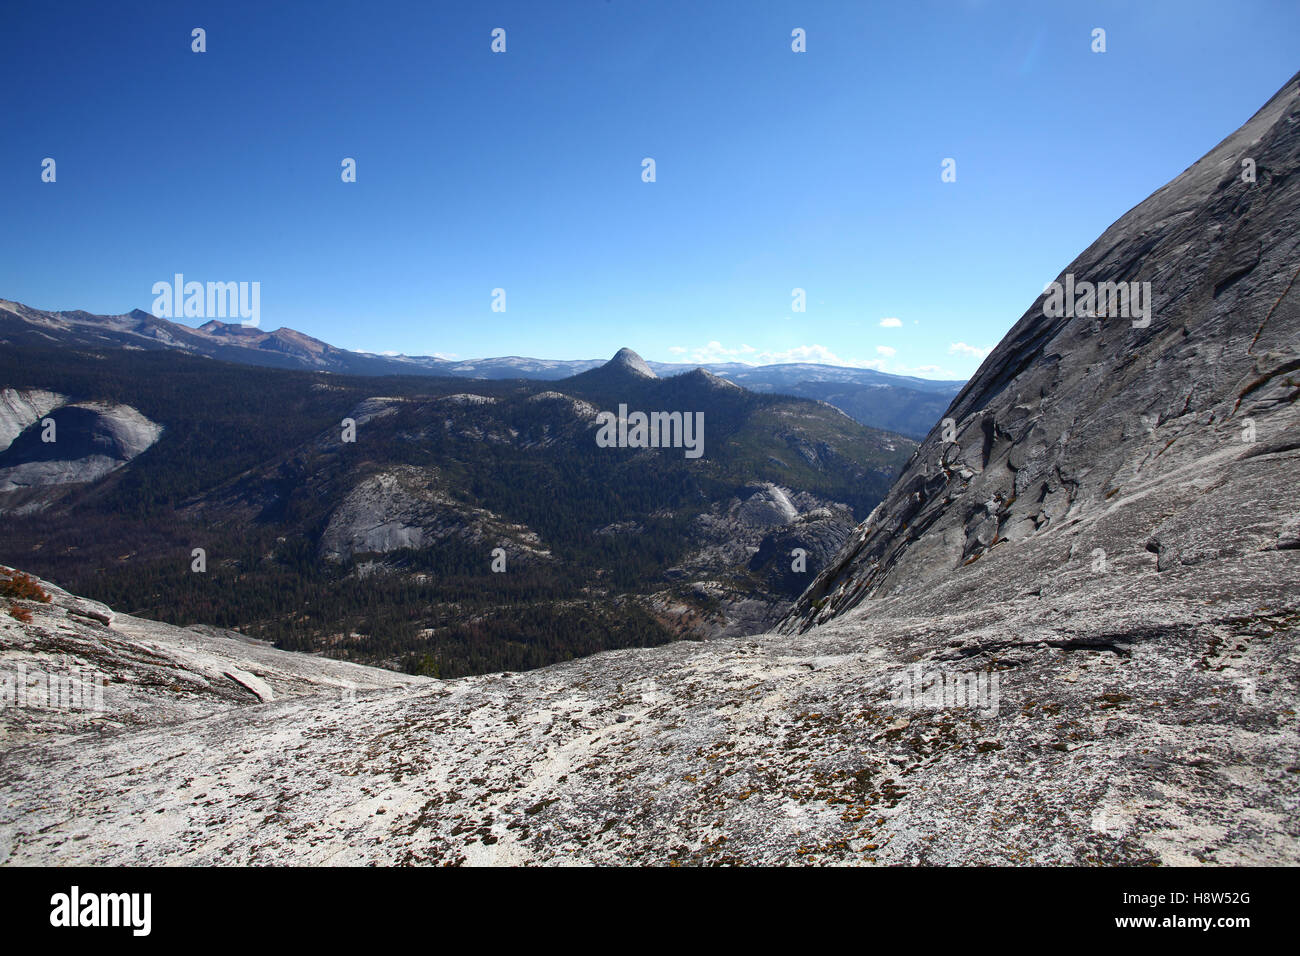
[669,341,886,369]
[878,317,902,328]
[665,341,961,379]
[949,342,992,360]
[893,362,959,378]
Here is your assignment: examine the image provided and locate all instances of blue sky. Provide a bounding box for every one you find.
[2,1,1296,379]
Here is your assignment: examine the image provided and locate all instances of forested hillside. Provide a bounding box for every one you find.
[0,345,913,676]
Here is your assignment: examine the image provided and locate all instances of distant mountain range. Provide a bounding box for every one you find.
[0,338,915,675]
[0,299,963,438]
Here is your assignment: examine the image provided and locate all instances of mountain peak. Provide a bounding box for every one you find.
[682,367,743,390]
[606,348,657,378]
[195,319,264,338]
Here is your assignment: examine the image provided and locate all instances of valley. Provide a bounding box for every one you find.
[0,342,914,677]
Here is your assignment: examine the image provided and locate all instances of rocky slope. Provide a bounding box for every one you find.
[317,465,553,564]
[783,70,1300,632]
[2,549,1295,865]
[0,388,67,451]
[0,569,422,750]
[0,394,163,501]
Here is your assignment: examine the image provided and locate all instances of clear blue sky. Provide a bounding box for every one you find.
[2,1,1296,379]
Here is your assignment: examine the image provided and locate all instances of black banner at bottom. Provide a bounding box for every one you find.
[0,865,1279,943]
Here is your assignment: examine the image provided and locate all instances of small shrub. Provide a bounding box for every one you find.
[0,568,51,603]
[7,604,33,623]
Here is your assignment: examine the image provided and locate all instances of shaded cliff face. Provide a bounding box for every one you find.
[0,399,163,498]
[782,71,1300,633]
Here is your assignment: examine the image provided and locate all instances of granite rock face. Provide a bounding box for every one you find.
[0,573,422,750]
[607,347,657,379]
[319,465,552,564]
[664,484,858,635]
[0,400,163,498]
[1,561,1296,865]
[782,71,1300,632]
[0,388,67,452]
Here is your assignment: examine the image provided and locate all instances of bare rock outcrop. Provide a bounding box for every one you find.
[0,388,67,452]
[1,572,422,749]
[782,70,1300,633]
[0,401,163,497]
[319,465,550,563]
